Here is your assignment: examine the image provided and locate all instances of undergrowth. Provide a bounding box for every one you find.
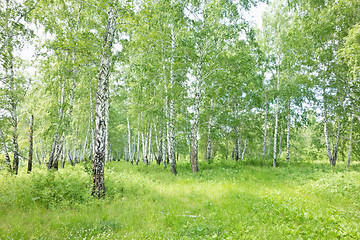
[0,159,359,239]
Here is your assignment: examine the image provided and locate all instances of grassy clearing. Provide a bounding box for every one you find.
[0,159,359,239]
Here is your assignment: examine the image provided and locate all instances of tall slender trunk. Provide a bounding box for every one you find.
[142,132,146,163]
[27,115,34,173]
[9,56,19,174]
[92,7,116,198]
[188,136,191,163]
[286,100,290,162]
[155,125,162,165]
[332,120,341,166]
[162,126,167,168]
[105,98,109,162]
[190,73,200,172]
[62,140,66,168]
[262,99,268,166]
[324,113,333,165]
[238,138,242,161]
[347,115,353,166]
[225,139,229,160]
[136,129,140,165]
[273,66,280,167]
[234,126,239,161]
[168,99,177,173]
[268,127,272,156]
[278,125,282,157]
[167,27,177,175]
[205,99,213,163]
[148,125,152,162]
[53,133,64,170]
[127,117,132,164]
[241,139,247,161]
[273,103,279,167]
[48,77,66,170]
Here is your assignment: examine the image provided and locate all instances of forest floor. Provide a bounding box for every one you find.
[0,159,359,239]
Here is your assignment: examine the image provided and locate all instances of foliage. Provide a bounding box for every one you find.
[1,161,360,239]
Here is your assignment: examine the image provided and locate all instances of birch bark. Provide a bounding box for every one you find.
[262,100,268,166]
[127,117,132,164]
[347,115,353,166]
[205,99,213,163]
[27,115,34,173]
[92,7,116,198]
[167,27,177,174]
[273,66,280,167]
[286,100,290,162]
[190,72,200,172]
[241,139,247,161]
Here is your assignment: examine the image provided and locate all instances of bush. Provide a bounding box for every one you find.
[0,165,93,209]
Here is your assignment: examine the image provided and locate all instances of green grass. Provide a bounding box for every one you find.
[0,159,359,239]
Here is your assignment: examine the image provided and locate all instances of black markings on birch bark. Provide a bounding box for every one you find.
[27,115,34,173]
[92,6,116,198]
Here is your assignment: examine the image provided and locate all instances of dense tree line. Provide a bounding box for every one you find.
[1,0,359,196]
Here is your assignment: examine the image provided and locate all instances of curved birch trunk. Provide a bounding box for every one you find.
[92,7,116,198]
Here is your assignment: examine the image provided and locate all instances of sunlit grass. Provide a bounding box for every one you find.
[0,159,359,239]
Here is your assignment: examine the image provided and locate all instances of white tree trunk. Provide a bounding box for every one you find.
[278,125,282,157]
[286,100,290,162]
[324,115,333,165]
[148,125,152,162]
[262,100,268,165]
[190,73,200,172]
[273,102,279,167]
[347,115,353,166]
[27,114,34,173]
[136,129,140,165]
[127,117,132,164]
[241,139,247,161]
[168,99,177,173]
[162,126,167,168]
[273,66,280,167]
[92,7,116,198]
[167,27,177,174]
[205,99,214,163]
[332,121,341,166]
[234,126,240,161]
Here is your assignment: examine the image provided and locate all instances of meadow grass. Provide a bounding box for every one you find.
[0,159,359,239]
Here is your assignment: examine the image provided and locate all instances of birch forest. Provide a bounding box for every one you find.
[1,0,360,239]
